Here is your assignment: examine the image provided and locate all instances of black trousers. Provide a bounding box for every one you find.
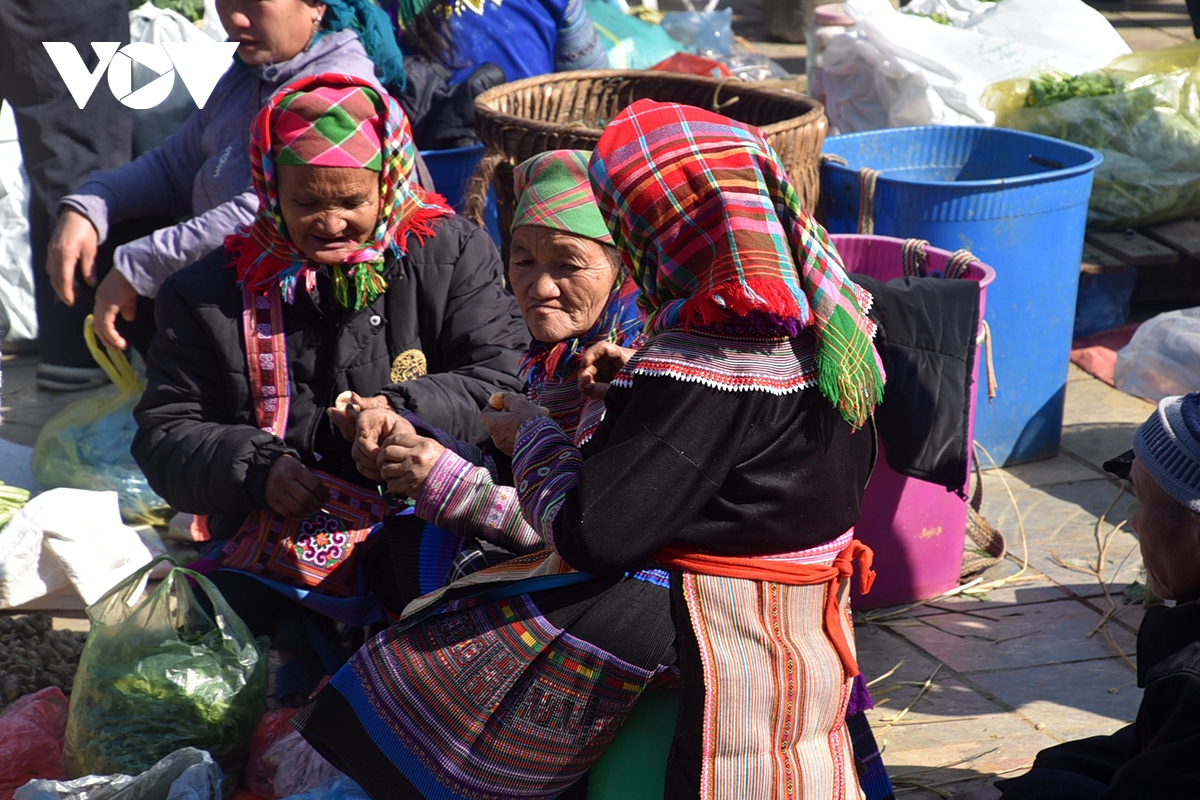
[0,0,133,367]
[1189,0,1200,39]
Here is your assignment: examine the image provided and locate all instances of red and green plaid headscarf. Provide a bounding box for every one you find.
[588,99,884,428]
[225,73,453,309]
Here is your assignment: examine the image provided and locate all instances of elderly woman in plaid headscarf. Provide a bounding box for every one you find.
[295,102,888,799]
[131,73,527,704]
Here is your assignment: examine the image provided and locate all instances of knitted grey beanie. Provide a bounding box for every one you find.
[1133,392,1200,515]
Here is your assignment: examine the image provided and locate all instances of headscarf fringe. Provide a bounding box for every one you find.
[670,279,807,332]
[818,337,885,431]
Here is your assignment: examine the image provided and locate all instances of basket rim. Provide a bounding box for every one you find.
[473,69,825,140]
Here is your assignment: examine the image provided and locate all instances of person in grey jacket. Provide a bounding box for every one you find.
[44,0,405,388]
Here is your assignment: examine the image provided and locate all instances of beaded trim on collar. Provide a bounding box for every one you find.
[612,328,819,395]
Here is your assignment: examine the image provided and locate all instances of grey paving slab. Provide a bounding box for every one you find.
[859,623,1036,767]
[969,659,1143,741]
[980,452,1109,491]
[891,598,1136,674]
[885,733,1063,800]
[978,473,1143,594]
[929,580,1075,613]
[1,353,108,448]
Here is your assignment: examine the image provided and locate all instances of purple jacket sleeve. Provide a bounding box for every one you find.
[111,190,258,298]
[59,107,207,243]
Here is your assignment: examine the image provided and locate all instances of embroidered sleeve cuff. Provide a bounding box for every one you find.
[513,416,583,553]
[415,447,542,553]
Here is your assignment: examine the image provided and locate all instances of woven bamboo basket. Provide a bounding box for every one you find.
[463,70,826,246]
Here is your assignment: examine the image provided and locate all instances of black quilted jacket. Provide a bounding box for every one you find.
[133,214,528,538]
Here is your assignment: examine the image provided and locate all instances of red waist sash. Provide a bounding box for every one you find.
[655,539,876,677]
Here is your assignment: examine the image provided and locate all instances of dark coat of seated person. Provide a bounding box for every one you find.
[952,391,1200,800]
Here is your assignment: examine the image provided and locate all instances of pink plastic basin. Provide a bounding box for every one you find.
[831,234,996,610]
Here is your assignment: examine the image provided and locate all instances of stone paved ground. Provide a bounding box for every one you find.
[857,366,1154,798]
[0,1,1191,795]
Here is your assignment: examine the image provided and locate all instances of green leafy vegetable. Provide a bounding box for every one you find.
[62,565,268,791]
[913,12,953,25]
[1025,72,1120,108]
[128,0,206,23]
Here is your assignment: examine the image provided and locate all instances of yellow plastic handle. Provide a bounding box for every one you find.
[83,315,144,394]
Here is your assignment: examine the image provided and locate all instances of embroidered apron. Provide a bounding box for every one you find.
[214,288,389,599]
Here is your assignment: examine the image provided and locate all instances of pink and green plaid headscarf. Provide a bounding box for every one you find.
[511,150,613,245]
[225,73,453,310]
[588,99,884,428]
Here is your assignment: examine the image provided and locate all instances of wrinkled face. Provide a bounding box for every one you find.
[509,226,620,344]
[217,0,327,65]
[276,164,380,266]
[1130,459,1200,602]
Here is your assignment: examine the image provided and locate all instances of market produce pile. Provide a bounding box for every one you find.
[986,42,1200,230]
[0,615,87,706]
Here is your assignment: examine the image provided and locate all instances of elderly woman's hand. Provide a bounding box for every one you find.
[265,454,330,518]
[376,430,446,499]
[578,341,637,400]
[481,393,549,456]
[351,407,418,481]
[327,392,393,442]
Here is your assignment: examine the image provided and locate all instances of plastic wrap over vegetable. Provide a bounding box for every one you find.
[62,558,269,794]
[31,319,171,525]
[16,747,222,800]
[984,41,1200,230]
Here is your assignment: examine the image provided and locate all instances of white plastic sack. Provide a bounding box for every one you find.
[128,2,228,155]
[14,747,221,800]
[822,0,1130,132]
[0,488,153,611]
[1114,308,1200,402]
[199,0,227,43]
[0,102,38,343]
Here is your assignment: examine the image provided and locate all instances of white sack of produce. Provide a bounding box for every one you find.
[0,489,152,611]
[822,0,1129,132]
[1114,308,1200,403]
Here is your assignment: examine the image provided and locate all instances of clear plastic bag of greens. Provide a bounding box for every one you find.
[984,41,1200,230]
[31,318,171,525]
[62,557,269,794]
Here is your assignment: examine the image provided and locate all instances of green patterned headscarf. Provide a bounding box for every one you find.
[512,151,614,245]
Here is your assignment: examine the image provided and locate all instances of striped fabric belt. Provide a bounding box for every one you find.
[655,537,876,678]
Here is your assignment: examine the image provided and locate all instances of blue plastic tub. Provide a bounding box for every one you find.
[821,126,1103,466]
[419,144,502,245]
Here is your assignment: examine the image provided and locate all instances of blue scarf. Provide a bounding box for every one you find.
[323,0,408,89]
